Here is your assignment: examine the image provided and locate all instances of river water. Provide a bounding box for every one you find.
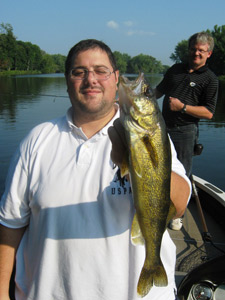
[0,73,225,196]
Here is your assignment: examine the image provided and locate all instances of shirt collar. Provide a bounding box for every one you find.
[185,63,209,73]
[66,103,120,137]
[66,107,76,130]
[101,103,120,136]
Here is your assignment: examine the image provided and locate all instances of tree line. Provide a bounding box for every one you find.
[0,23,66,74]
[0,23,169,75]
[1,23,225,76]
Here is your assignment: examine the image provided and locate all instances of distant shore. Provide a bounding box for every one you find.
[0,70,42,76]
[1,71,225,83]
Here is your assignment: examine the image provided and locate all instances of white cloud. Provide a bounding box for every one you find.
[106,20,155,37]
[123,21,134,27]
[107,20,119,30]
[126,30,155,37]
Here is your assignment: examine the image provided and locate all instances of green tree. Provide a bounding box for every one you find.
[40,53,56,73]
[15,41,28,70]
[23,42,42,71]
[127,54,163,74]
[0,23,17,70]
[209,25,225,76]
[170,40,189,64]
[113,51,131,74]
[51,54,66,73]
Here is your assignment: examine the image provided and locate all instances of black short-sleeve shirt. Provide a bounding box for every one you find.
[156,63,218,126]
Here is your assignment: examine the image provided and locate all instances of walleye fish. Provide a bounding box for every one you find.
[118,73,176,298]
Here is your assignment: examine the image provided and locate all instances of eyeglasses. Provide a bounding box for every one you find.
[189,47,209,54]
[70,66,115,81]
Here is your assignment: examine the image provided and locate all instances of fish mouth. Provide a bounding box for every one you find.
[119,73,144,112]
[120,73,145,95]
[119,73,153,114]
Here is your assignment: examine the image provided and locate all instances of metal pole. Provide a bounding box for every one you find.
[191,175,212,242]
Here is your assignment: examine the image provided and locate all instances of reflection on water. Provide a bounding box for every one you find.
[214,80,225,124]
[0,74,68,122]
[0,74,70,195]
[192,80,225,192]
[0,74,225,196]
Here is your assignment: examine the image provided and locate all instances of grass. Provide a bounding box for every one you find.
[0,70,42,76]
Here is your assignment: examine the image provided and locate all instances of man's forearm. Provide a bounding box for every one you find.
[183,105,213,119]
[0,225,26,298]
[170,171,191,218]
[169,96,213,119]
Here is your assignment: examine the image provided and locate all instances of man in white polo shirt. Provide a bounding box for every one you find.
[0,39,191,300]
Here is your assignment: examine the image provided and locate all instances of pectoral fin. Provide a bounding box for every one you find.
[142,135,158,169]
[131,213,145,245]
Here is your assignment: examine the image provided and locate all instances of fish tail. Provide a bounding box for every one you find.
[137,262,168,297]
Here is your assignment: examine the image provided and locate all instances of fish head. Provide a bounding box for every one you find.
[118,73,157,128]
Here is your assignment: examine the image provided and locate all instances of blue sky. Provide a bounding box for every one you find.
[1,0,225,65]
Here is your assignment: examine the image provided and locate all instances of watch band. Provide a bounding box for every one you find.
[181,104,187,114]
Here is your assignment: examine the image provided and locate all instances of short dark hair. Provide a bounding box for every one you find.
[188,31,214,51]
[65,39,118,76]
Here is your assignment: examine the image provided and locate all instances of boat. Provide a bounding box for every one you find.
[171,175,225,300]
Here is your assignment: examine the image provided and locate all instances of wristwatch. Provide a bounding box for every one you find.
[180,104,187,114]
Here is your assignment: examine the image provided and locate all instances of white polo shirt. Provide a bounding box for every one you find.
[0,106,190,300]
